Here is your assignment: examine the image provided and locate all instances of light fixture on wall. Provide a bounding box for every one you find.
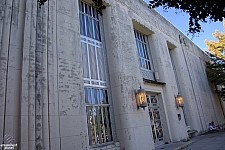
[175,94,184,108]
[136,86,147,110]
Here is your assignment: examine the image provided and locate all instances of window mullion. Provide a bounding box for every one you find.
[142,42,148,59]
[91,7,96,40]
[101,106,106,142]
[95,46,101,85]
[92,107,98,144]
[99,45,106,82]
[136,40,141,56]
[87,107,92,144]
[83,3,87,36]
[96,106,102,144]
[87,44,92,81]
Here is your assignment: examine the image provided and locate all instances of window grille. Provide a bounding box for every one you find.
[134,30,151,70]
[79,1,113,145]
[134,30,155,81]
[85,88,113,145]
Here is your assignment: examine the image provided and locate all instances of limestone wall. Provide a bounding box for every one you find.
[0,0,88,149]
[0,0,224,150]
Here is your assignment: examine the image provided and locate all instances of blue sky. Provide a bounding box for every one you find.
[155,7,224,51]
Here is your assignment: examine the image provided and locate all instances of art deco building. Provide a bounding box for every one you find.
[0,0,224,149]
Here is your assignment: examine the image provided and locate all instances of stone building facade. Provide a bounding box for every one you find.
[0,0,225,150]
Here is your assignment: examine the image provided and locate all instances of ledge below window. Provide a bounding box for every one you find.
[90,142,120,150]
[143,79,166,85]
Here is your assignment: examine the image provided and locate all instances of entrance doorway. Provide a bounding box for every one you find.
[146,94,164,146]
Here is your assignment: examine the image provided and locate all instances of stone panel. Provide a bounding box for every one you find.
[60,115,87,137]
[57,0,78,19]
[58,58,84,116]
[57,27,82,62]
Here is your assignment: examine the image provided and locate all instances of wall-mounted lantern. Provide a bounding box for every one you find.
[175,94,184,108]
[136,86,147,110]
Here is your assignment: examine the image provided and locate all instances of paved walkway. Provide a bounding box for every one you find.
[155,130,225,150]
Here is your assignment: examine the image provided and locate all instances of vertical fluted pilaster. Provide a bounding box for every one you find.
[20,0,60,149]
[20,0,38,149]
[0,0,13,145]
[35,5,44,150]
[1,0,85,149]
[35,2,52,148]
[0,0,25,148]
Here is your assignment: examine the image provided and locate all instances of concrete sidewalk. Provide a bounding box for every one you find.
[155,130,225,150]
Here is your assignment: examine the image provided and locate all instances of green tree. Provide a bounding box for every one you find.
[149,0,225,35]
[205,21,225,60]
[205,21,225,98]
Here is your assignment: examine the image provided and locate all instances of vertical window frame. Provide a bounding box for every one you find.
[79,1,116,146]
[134,30,152,71]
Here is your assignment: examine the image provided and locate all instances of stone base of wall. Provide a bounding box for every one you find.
[92,142,120,150]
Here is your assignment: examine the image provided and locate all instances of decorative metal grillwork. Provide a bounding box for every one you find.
[147,95,164,146]
[79,1,113,145]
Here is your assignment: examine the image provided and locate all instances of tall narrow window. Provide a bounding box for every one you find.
[134,30,154,80]
[134,30,151,70]
[79,1,113,145]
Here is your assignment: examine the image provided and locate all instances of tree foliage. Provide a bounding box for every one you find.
[206,55,225,98]
[205,21,225,99]
[205,21,225,60]
[148,0,225,35]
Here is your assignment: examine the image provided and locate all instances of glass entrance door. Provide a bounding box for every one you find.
[146,94,164,146]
